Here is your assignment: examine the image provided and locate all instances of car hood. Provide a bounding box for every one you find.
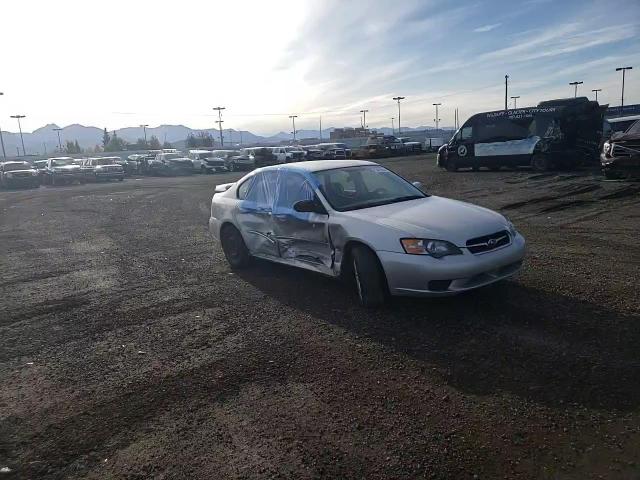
[5,169,35,174]
[345,196,509,246]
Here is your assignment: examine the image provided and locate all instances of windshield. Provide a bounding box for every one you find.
[51,159,74,166]
[312,165,425,212]
[4,162,31,171]
[163,153,182,160]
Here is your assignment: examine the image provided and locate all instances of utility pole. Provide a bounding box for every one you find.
[140,124,149,145]
[505,75,509,110]
[615,66,633,109]
[319,116,322,140]
[53,127,63,152]
[359,109,369,129]
[213,106,225,147]
[391,117,395,134]
[591,89,602,102]
[510,96,520,109]
[392,96,405,134]
[0,92,6,159]
[10,115,26,156]
[569,81,583,98]
[289,115,298,142]
[433,103,442,132]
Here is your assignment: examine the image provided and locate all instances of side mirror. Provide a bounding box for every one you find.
[412,181,423,190]
[293,199,327,214]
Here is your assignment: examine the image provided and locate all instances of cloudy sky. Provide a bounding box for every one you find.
[1,0,639,135]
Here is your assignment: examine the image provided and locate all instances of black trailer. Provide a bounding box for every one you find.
[437,97,606,172]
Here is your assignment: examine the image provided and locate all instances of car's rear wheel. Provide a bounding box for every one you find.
[531,153,551,172]
[220,225,251,269]
[351,245,386,307]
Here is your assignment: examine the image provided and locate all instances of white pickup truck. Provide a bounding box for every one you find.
[271,146,306,163]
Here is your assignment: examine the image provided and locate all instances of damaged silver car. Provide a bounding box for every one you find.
[209,160,525,306]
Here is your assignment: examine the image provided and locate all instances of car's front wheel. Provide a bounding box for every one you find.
[351,245,386,307]
[445,159,458,172]
[220,225,251,269]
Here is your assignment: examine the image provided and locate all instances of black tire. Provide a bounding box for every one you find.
[445,159,458,172]
[489,166,501,171]
[228,162,236,172]
[531,154,550,172]
[118,177,124,182]
[201,165,207,174]
[472,165,480,172]
[51,175,57,186]
[220,225,251,269]
[351,245,386,307]
[603,169,619,180]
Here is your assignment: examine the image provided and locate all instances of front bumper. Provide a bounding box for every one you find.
[3,176,39,187]
[95,171,125,179]
[209,217,222,241]
[204,164,228,172]
[378,233,526,297]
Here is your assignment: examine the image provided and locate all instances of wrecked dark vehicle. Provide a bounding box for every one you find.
[0,161,40,189]
[438,97,606,172]
[601,119,640,179]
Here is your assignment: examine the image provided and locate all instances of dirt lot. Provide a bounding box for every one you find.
[1,155,639,479]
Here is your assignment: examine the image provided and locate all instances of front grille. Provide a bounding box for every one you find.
[466,230,510,254]
[13,172,31,177]
[612,143,640,157]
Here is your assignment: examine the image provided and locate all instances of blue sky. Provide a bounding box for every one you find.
[1,0,639,134]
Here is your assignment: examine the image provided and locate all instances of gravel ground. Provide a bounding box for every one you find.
[1,155,639,479]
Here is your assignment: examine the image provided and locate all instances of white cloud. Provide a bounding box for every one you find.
[474,23,502,33]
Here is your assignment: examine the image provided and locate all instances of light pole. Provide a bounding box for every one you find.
[140,124,149,145]
[591,89,602,102]
[10,115,26,156]
[392,96,405,134]
[505,75,509,110]
[213,106,225,147]
[615,66,633,109]
[289,115,298,142]
[53,127,63,152]
[319,116,322,140]
[0,92,5,159]
[510,96,520,109]
[359,109,369,129]
[433,103,442,132]
[569,81,583,98]
[391,117,395,134]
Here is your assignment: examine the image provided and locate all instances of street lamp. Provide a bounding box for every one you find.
[53,127,63,152]
[391,117,395,134]
[591,89,602,102]
[510,96,520,109]
[213,106,225,146]
[140,124,149,144]
[392,96,405,134]
[569,81,583,98]
[0,92,5,159]
[504,75,509,110]
[10,114,26,156]
[289,115,298,142]
[433,103,442,132]
[615,66,633,109]
[359,109,369,129]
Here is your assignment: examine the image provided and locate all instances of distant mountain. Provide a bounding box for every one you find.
[0,123,453,158]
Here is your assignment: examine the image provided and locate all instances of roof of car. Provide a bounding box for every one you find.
[261,160,376,173]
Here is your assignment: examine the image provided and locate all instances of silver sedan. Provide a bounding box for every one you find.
[209,160,525,306]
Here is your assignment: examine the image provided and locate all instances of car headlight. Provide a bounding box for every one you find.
[603,142,611,154]
[31,171,38,176]
[400,238,462,258]
[502,215,518,237]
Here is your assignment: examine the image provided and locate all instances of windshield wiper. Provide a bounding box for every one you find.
[345,194,426,211]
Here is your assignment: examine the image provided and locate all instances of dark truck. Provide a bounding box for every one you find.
[601,119,640,179]
[438,97,606,172]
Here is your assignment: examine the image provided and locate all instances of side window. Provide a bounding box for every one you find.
[276,172,316,210]
[237,176,254,200]
[245,171,279,209]
[461,126,473,141]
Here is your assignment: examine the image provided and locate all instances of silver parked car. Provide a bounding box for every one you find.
[209,160,525,306]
